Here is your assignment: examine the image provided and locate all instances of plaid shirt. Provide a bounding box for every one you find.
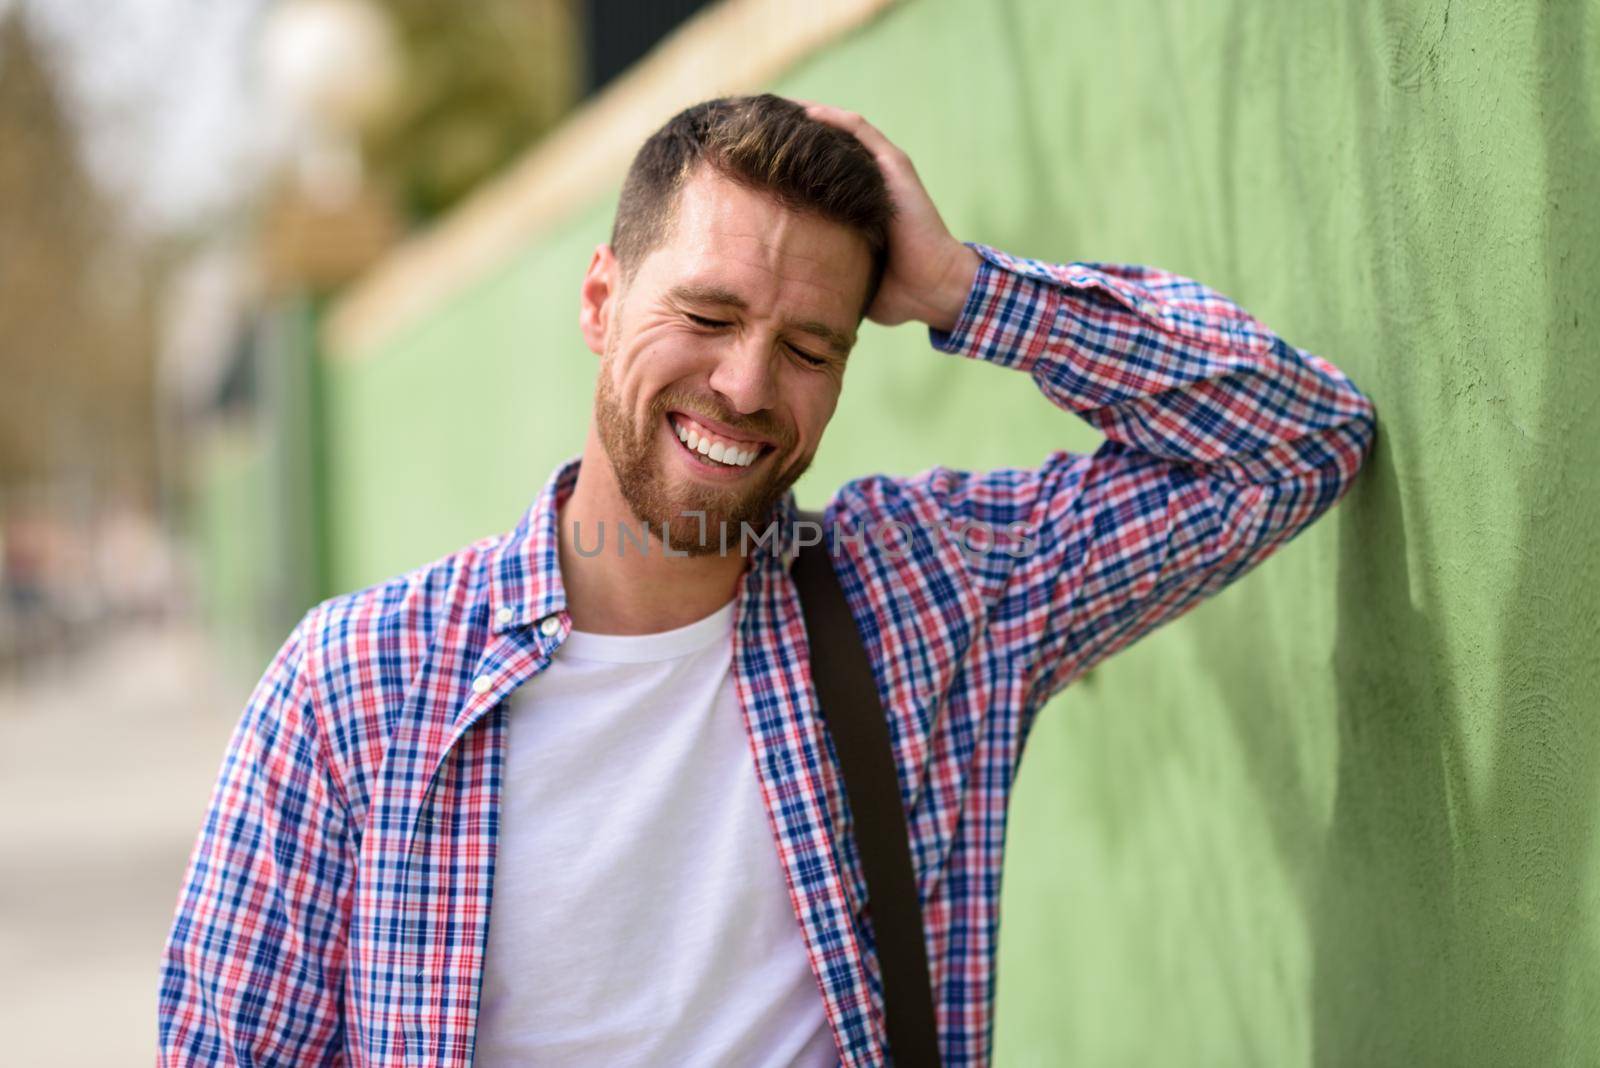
[159,242,1376,1066]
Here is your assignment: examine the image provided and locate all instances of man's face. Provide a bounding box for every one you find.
[583,166,871,553]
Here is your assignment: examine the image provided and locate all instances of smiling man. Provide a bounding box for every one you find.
[561,99,902,637]
[159,95,1376,1066]
[569,165,858,622]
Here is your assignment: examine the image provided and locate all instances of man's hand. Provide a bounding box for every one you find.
[799,101,981,332]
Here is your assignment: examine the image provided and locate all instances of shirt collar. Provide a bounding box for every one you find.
[487,456,803,635]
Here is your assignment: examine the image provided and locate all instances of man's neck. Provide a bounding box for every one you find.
[556,432,751,635]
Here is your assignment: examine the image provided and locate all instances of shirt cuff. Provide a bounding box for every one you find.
[926,242,1060,374]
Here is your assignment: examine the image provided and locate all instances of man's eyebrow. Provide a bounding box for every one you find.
[667,283,854,357]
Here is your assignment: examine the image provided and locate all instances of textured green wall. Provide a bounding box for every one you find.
[321,1,1599,1063]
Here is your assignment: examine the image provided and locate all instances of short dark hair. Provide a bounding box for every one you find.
[609,94,893,318]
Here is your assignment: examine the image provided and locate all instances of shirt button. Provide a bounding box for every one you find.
[472,675,492,695]
[539,616,561,637]
[495,606,514,626]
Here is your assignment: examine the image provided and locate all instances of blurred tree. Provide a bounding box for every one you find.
[364,0,582,222]
[0,12,157,496]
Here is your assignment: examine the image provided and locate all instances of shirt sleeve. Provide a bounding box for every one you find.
[157,613,354,1065]
[921,241,1377,708]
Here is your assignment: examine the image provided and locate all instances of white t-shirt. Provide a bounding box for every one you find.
[473,598,838,1067]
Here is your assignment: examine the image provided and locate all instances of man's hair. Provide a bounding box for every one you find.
[609,94,893,318]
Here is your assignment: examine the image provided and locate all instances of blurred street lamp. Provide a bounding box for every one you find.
[257,0,403,289]
[260,0,400,206]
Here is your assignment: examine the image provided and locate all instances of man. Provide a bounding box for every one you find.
[158,95,1376,1066]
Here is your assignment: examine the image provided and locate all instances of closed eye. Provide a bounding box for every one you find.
[786,343,828,368]
[688,314,832,369]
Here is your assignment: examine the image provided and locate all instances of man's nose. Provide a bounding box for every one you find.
[706,335,779,415]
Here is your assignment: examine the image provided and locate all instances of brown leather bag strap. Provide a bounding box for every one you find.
[791,509,942,1067]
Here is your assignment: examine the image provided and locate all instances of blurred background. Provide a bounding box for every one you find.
[1,0,1596,1065]
[0,0,718,1060]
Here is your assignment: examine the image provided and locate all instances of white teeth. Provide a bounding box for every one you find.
[673,415,761,467]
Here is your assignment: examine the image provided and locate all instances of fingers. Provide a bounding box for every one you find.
[799,101,903,162]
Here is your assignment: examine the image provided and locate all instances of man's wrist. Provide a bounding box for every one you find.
[923,243,983,333]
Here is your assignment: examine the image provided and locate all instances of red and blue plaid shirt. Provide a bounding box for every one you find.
[159,243,1376,1066]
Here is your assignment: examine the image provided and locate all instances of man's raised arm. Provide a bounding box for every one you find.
[918,242,1377,703]
[803,102,1376,707]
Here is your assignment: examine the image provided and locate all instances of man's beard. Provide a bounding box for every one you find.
[592,361,809,557]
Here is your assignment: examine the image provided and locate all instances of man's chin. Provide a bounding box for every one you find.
[597,422,802,556]
[649,489,776,551]
[663,439,782,501]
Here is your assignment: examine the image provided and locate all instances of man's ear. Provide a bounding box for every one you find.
[579,244,622,356]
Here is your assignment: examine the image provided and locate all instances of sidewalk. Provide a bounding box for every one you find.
[0,619,249,1067]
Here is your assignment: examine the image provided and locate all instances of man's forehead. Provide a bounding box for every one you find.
[647,172,870,327]
[679,176,859,260]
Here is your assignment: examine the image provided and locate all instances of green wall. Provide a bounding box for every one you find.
[320,1,1600,1063]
